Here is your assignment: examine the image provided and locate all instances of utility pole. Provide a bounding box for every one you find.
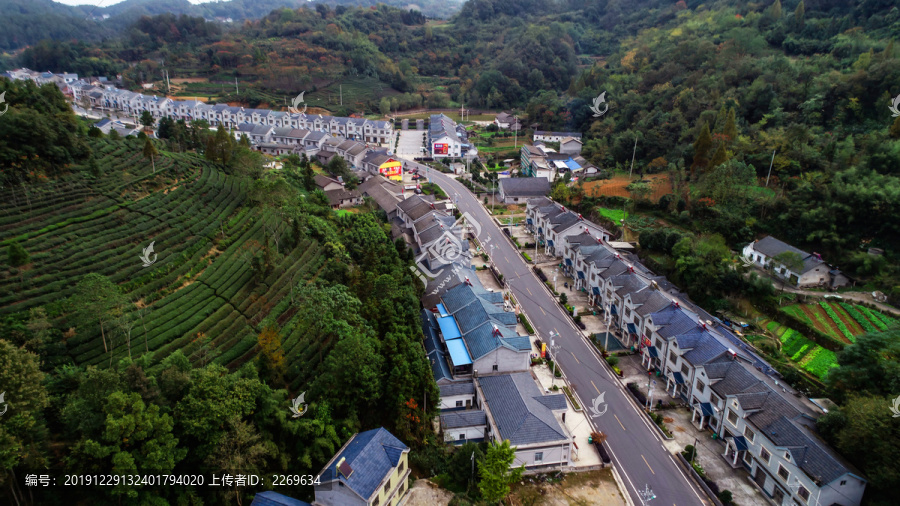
[629,136,638,180]
[765,148,776,187]
[514,114,518,148]
[340,84,342,106]
[165,69,170,95]
[691,437,699,466]
[235,77,239,95]
[549,332,560,387]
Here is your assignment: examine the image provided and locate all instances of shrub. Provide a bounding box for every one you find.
[605,355,619,367]
[518,313,534,334]
[522,252,532,262]
[559,293,568,305]
[681,445,697,462]
[718,490,734,506]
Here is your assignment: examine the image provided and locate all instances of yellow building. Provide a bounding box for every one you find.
[314,428,410,506]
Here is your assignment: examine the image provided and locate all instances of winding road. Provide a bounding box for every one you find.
[409,162,711,506]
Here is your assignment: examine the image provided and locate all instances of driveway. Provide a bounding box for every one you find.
[397,129,427,158]
[398,158,712,506]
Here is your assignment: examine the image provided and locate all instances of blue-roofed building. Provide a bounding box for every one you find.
[476,372,572,470]
[314,428,410,506]
[251,491,311,506]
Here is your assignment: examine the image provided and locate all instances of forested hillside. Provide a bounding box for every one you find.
[0,82,436,505]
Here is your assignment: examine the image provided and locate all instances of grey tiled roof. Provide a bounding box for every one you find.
[440,382,475,397]
[478,373,568,445]
[318,428,408,501]
[441,410,487,429]
[751,236,824,274]
[499,177,551,197]
[649,305,698,338]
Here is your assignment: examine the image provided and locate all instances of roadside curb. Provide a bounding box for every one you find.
[611,465,637,506]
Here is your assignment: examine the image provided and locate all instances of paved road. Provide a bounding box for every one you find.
[406,161,710,506]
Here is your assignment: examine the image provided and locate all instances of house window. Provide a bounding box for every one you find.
[655,339,662,349]
[458,434,465,440]
[681,364,689,375]
[798,485,810,501]
[696,381,706,394]
[743,450,753,465]
[399,461,404,472]
[492,364,499,371]
[840,480,846,486]
[374,497,380,506]
[711,393,721,406]
[777,465,790,481]
[535,452,543,463]
[669,351,677,363]
[743,426,755,443]
[456,401,463,408]
[760,447,771,464]
[384,478,391,493]
[727,410,738,426]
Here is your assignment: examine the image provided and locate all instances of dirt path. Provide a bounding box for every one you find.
[765,276,899,317]
[508,469,626,506]
[798,304,848,343]
[400,479,454,506]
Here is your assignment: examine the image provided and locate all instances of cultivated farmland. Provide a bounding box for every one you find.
[781,300,896,344]
[0,138,324,384]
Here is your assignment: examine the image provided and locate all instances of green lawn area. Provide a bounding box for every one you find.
[335,209,352,217]
[598,207,628,222]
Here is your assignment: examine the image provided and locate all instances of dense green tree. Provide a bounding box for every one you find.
[0,340,50,504]
[817,395,900,504]
[68,391,186,501]
[691,123,712,176]
[142,137,158,171]
[6,241,29,267]
[826,330,900,403]
[478,440,524,503]
[140,110,155,129]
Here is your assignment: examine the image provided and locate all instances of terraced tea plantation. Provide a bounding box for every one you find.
[781,300,896,344]
[0,139,325,381]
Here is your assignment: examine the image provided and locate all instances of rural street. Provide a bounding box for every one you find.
[407,161,711,506]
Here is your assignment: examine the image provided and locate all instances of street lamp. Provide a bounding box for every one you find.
[553,272,558,293]
[647,379,656,410]
[604,303,611,351]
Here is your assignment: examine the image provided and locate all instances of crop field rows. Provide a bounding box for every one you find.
[775,325,838,380]
[782,301,895,344]
[0,140,326,373]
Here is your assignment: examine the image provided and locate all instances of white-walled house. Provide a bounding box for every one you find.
[742,236,848,288]
[690,361,866,506]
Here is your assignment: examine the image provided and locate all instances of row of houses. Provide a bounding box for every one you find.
[526,197,866,506]
[56,76,394,145]
[391,192,577,472]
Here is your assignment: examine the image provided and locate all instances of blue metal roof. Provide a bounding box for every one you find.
[446,339,473,366]
[699,402,714,417]
[577,271,585,279]
[672,371,685,384]
[526,218,533,224]
[626,323,637,335]
[437,316,462,340]
[548,239,554,247]
[610,305,618,315]
[477,373,569,445]
[538,227,543,233]
[565,258,572,266]
[436,303,449,316]
[564,158,581,170]
[592,287,600,295]
[647,346,659,358]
